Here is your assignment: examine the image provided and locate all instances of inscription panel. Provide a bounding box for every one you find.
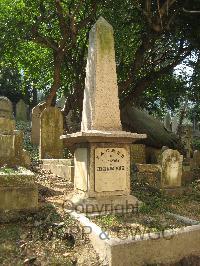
[95,147,127,192]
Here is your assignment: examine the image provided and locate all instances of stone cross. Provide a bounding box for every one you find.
[81,17,121,132]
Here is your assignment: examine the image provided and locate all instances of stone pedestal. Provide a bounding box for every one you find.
[61,18,146,214]
[62,132,146,213]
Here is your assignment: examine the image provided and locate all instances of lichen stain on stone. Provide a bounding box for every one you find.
[97,22,113,56]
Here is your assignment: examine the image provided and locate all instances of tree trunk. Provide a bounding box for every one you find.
[46,51,65,106]
[32,87,38,107]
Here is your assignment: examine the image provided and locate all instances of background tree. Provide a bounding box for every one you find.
[0,0,200,123]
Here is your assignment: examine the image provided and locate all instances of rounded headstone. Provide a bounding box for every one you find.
[39,106,63,159]
[0,97,13,119]
[16,99,28,121]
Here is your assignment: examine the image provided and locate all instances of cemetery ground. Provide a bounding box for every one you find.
[0,122,199,265]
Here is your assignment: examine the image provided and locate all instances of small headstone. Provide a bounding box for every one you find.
[0,97,30,167]
[172,116,178,134]
[193,150,200,169]
[16,99,28,121]
[0,96,37,213]
[160,149,183,187]
[39,107,63,159]
[31,102,46,145]
[81,17,121,131]
[0,97,13,119]
[164,113,171,131]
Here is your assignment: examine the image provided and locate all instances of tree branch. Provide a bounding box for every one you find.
[55,0,68,43]
[121,46,192,106]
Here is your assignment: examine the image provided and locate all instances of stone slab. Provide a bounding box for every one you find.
[61,131,146,146]
[41,159,74,181]
[66,194,140,214]
[0,186,38,210]
[70,211,200,266]
[0,168,38,210]
[135,163,161,173]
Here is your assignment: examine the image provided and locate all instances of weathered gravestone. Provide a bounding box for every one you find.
[0,97,15,165]
[39,107,63,159]
[160,149,183,188]
[61,17,146,213]
[31,102,46,145]
[0,96,13,119]
[0,97,37,213]
[0,97,30,167]
[130,144,146,164]
[192,150,200,169]
[16,99,28,121]
[164,113,171,131]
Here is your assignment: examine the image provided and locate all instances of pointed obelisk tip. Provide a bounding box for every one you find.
[96,16,112,28]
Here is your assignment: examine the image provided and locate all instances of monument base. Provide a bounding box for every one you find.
[65,192,141,214]
[0,167,38,211]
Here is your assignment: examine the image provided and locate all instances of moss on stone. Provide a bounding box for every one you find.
[97,19,113,56]
[0,167,35,186]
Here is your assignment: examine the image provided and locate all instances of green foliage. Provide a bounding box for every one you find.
[192,139,200,151]
[16,121,39,161]
[0,167,17,174]
[0,64,23,103]
[0,0,200,115]
[140,73,188,117]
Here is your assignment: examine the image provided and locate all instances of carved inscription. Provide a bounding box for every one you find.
[95,147,127,192]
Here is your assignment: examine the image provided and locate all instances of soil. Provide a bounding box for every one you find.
[0,166,102,266]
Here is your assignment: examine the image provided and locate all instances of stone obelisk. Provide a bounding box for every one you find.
[81,17,122,132]
[61,17,146,213]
